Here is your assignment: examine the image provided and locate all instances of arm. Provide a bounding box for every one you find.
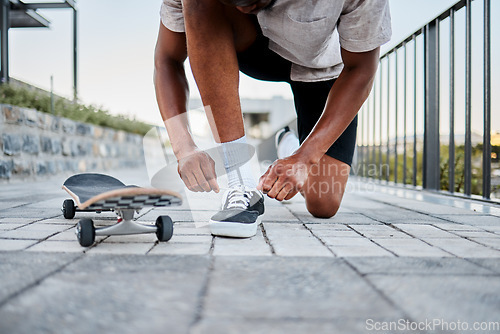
[258,47,380,199]
[154,23,219,192]
[296,47,380,163]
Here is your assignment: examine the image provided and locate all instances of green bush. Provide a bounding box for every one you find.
[0,83,151,135]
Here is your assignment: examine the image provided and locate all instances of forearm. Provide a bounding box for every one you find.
[154,61,196,158]
[295,49,379,164]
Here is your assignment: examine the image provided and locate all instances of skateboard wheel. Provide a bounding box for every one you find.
[77,218,95,247]
[156,215,173,242]
[62,199,76,219]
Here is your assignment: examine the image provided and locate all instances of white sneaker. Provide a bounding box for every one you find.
[209,185,265,238]
[275,126,299,159]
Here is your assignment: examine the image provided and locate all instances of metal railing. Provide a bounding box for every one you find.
[356,0,496,202]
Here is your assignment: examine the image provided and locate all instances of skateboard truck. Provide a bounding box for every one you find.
[75,210,173,247]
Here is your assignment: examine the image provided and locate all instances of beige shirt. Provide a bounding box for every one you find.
[160,0,392,82]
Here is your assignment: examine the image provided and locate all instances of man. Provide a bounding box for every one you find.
[154,0,391,238]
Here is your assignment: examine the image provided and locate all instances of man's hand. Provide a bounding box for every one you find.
[257,153,312,201]
[177,149,219,193]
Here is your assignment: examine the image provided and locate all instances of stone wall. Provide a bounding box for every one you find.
[0,104,145,181]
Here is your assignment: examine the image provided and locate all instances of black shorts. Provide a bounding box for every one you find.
[237,33,358,166]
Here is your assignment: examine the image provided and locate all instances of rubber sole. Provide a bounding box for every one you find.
[209,216,262,238]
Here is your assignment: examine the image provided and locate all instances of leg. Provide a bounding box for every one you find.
[182,0,258,142]
[302,156,350,218]
[289,79,358,218]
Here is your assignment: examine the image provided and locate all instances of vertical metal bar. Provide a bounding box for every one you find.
[379,60,384,181]
[361,104,366,177]
[394,49,399,184]
[372,80,377,172]
[464,0,472,196]
[386,53,391,183]
[0,0,9,83]
[413,35,418,187]
[423,20,440,190]
[73,8,78,101]
[449,9,456,193]
[367,95,371,171]
[483,0,491,199]
[403,43,408,185]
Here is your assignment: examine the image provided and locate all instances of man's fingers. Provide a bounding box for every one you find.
[266,177,285,199]
[200,161,219,193]
[257,166,272,191]
[193,169,212,192]
[185,173,203,192]
[275,182,294,201]
[259,168,278,194]
[284,189,299,201]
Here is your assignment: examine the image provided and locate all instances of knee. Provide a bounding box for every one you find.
[306,198,340,219]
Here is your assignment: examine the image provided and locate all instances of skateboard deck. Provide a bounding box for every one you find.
[63,173,181,210]
[61,173,182,247]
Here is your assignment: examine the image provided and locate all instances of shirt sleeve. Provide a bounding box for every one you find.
[337,0,392,53]
[160,0,185,33]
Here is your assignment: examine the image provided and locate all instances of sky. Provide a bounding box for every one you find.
[8,0,499,131]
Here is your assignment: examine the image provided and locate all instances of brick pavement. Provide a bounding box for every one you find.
[1,167,499,333]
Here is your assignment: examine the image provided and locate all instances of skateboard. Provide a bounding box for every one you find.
[61,173,182,247]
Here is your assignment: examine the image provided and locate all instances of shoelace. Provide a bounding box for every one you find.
[226,187,251,210]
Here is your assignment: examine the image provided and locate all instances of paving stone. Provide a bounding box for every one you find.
[432,223,484,231]
[296,212,382,225]
[36,218,77,225]
[16,223,70,233]
[360,209,436,223]
[0,223,25,231]
[47,230,78,241]
[148,242,211,255]
[263,222,312,238]
[470,238,500,250]
[204,257,400,319]
[213,230,271,256]
[305,223,351,231]
[25,240,87,253]
[425,238,500,258]
[476,225,500,233]
[350,224,412,239]
[0,252,79,302]
[168,235,212,244]
[393,224,459,239]
[466,259,500,274]
[320,237,394,257]
[271,236,333,257]
[104,233,158,243]
[437,214,500,226]
[451,231,500,238]
[0,255,209,334]
[0,229,59,240]
[308,228,361,238]
[85,243,153,255]
[367,275,500,325]
[372,238,452,257]
[345,257,495,275]
[261,206,298,222]
[0,239,38,251]
[191,317,415,334]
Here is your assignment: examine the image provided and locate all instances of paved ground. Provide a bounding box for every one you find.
[1,166,500,333]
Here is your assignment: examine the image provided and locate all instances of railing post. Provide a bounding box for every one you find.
[0,0,9,83]
[483,0,491,199]
[423,19,440,190]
